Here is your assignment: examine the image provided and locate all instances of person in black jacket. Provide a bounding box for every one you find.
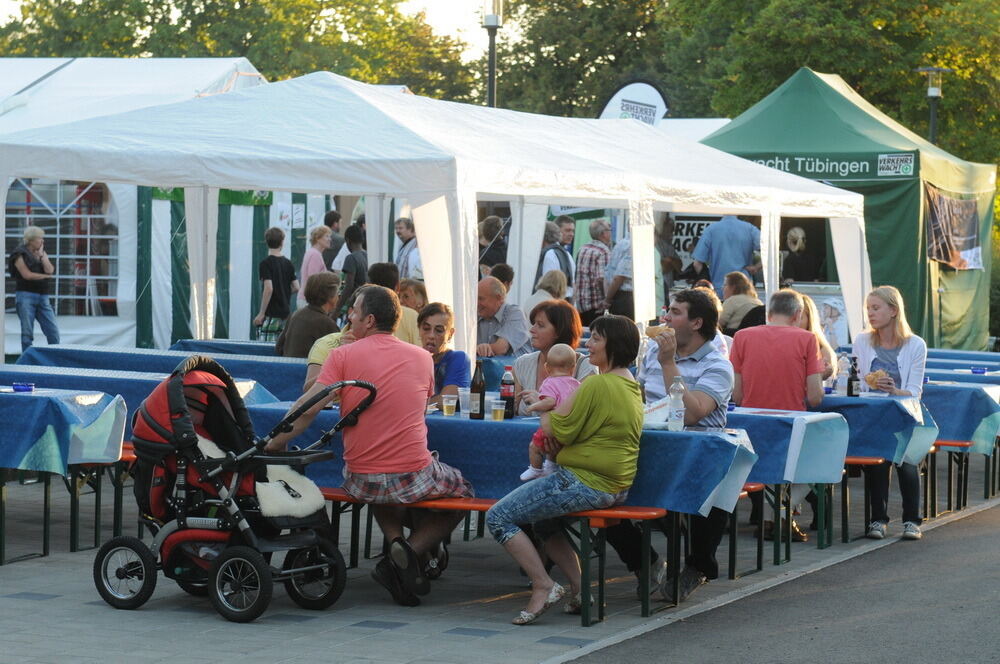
[9,225,59,351]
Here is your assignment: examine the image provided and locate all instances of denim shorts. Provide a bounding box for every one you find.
[485,467,627,545]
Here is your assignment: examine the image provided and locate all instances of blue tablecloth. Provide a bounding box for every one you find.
[18,345,307,401]
[0,388,126,475]
[171,339,277,356]
[728,409,849,484]
[245,403,757,516]
[0,365,276,438]
[813,395,938,465]
[839,345,1000,363]
[923,382,1000,455]
[924,369,1000,386]
[924,357,1000,371]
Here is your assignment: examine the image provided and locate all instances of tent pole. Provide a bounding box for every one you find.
[0,174,9,359]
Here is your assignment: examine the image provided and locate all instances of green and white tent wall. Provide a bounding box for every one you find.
[137,187,328,348]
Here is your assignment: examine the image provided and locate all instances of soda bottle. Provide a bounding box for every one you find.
[668,376,686,431]
[469,360,486,420]
[847,356,861,397]
[500,365,516,419]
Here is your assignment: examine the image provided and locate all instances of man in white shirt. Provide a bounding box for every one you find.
[393,217,422,280]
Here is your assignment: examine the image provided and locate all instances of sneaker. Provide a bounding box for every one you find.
[371,557,420,607]
[519,466,544,481]
[660,565,707,604]
[635,559,668,600]
[866,521,887,540]
[901,521,923,540]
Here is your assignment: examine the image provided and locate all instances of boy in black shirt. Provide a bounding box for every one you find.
[254,227,299,341]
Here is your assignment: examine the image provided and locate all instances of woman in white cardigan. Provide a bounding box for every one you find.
[854,285,927,541]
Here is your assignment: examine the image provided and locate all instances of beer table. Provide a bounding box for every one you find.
[812,394,938,465]
[245,403,757,515]
[17,344,306,401]
[924,369,1000,386]
[170,339,276,356]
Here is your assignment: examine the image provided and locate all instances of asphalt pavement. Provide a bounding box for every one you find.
[570,504,1000,664]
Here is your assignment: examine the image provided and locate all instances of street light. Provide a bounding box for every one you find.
[482,0,503,108]
[915,66,953,145]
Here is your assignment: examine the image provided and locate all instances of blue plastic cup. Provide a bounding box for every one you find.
[824,386,834,394]
[971,366,987,375]
[12,382,34,392]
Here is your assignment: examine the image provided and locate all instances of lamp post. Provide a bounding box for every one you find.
[915,66,953,145]
[483,0,503,108]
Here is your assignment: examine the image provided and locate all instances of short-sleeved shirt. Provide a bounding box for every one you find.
[316,333,434,474]
[514,351,597,416]
[640,339,733,427]
[298,247,327,303]
[258,254,297,319]
[691,216,760,297]
[340,249,368,308]
[730,325,822,411]
[550,373,643,494]
[538,375,580,406]
[477,301,532,357]
[396,306,421,346]
[574,240,610,313]
[604,237,633,292]
[433,350,471,394]
[871,345,903,391]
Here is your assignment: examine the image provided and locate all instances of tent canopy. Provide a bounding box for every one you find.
[704,67,996,348]
[0,57,265,135]
[0,71,869,353]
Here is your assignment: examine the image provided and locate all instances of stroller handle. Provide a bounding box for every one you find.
[259,380,378,449]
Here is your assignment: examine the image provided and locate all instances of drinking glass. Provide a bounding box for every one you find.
[441,395,457,416]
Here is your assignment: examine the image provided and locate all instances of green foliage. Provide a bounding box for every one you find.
[0,0,474,99]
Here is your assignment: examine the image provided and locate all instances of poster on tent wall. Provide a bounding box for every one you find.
[598,81,668,125]
[670,215,721,267]
[924,183,982,270]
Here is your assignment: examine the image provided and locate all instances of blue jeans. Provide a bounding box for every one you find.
[15,291,60,351]
[486,467,626,545]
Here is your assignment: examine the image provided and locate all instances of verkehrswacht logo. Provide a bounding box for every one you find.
[877,153,915,177]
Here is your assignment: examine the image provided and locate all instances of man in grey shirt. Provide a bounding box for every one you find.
[611,288,733,605]
[476,276,532,357]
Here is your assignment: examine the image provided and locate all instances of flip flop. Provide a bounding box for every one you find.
[389,537,430,596]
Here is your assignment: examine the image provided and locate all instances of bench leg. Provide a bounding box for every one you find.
[929,453,939,518]
[727,505,737,581]
[667,512,681,607]
[0,473,6,565]
[93,470,103,549]
[579,519,594,625]
[841,473,850,544]
[42,473,51,557]
[596,526,607,623]
[815,483,831,550]
[351,504,362,567]
[638,517,651,616]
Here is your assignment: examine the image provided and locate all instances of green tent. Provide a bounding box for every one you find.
[703,68,996,349]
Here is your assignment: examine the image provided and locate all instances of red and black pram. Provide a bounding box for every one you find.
[92,356,375,622]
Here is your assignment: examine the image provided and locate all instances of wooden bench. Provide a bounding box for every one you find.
[927,441,973,517]
[319,486,669,625]
[728,482,765,580]
[842,456,885,542]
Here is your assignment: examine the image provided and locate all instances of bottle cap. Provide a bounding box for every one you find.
[504,365,513,371]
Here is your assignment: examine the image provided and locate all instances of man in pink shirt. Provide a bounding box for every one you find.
[730,288,824,541]
[268,285,472,607]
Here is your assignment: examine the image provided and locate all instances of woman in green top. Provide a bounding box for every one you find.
[485,315,643,625]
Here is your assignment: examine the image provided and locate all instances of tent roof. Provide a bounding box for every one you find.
[702,68,995,193]
[0,57,265,135]
[657,118,730,143]
[0,71,863,218]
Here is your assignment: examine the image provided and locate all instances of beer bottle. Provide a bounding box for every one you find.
[500,365,516,419]
[847,356,861,397]
[470,360,486,420]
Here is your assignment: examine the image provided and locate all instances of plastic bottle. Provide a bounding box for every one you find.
[500,365,516,419]
[469,360,486,420]
[668,376,686,431]
[835,353,850,395]
[847,356,861,397]
[659,306,668,323]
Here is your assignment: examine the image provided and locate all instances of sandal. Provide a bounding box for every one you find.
[424,542,449,581]
[389,537,430,596]
[563,592,594,615]
[512,583,565,625]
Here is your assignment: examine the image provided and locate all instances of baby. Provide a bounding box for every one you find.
[519,343,581,481]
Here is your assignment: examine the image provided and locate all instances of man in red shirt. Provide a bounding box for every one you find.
[268,285,472,607]
[730,288,824,541]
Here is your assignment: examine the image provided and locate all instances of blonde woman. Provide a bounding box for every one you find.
[298,225,332,305]
[523,269,567,315]
[798,294,835,380]
[719,271,762,333]
[9,225,59,351]
[854,285,927,541]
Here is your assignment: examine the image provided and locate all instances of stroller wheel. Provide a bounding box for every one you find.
[208,546,273,623]
[176,579,209,597]
[283,536,347,610]
[93,536,158,610]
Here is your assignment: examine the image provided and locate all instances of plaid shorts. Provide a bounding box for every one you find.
[342,456,474,504]
[257,316,285,342]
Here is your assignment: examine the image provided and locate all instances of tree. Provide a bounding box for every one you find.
[491,0,665,117]
[0,0,474,100]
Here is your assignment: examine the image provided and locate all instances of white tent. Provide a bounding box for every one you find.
[0,57,266,352]
[0,72,870,355]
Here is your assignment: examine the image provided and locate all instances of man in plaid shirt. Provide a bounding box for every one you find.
[573,219,612,326]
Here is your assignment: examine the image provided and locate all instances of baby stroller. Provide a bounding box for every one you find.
[93,356,375,622]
